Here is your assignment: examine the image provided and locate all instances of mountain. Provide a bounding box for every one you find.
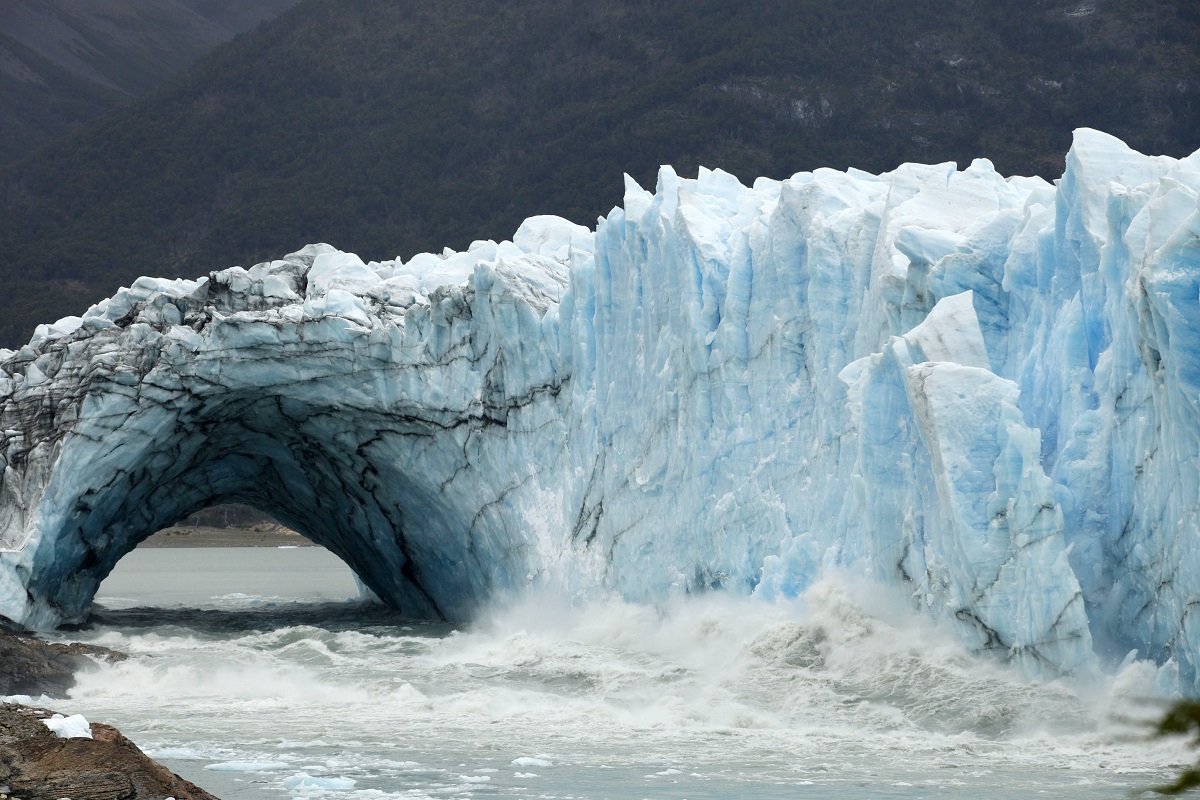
[0,0,1196,349]
[0,0,299,166]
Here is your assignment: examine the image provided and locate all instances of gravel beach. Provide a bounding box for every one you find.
[139,526,317,548]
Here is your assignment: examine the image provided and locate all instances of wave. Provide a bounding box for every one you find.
[54,575,1191,798]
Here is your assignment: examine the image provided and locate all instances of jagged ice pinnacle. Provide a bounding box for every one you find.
[1,129,1198,685]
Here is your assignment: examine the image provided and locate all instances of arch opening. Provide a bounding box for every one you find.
[27,392,508,628]
[98,502,364,613]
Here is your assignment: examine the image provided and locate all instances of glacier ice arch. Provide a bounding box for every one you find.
[2,129,1200,688]
[0,246,573,627]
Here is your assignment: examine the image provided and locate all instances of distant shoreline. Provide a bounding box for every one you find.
[140,526,318,548]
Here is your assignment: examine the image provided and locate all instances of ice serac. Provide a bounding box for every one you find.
[1,130,1198,684]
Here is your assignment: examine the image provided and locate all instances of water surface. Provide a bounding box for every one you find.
[33,548,1189,799]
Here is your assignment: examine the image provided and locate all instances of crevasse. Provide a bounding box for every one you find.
[1,129,1198,685]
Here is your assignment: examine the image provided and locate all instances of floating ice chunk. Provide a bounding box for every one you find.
[205,760,289,771]
[147,746,206,759]
[282,774,357,789]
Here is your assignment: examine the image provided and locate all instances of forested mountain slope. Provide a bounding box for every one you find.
[0,0,298,166]
[1,0,1196,348]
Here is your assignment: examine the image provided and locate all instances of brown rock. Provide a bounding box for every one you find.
[0,703,219,800]
[0,624,125,698]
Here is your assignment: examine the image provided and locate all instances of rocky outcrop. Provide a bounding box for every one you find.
[0,620,204,798]
[0,703,218,800]
[0,623,124,698]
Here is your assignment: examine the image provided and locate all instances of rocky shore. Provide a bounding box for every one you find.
[0,622,124,699]
[141,525,316,549]
[0,703,219,800]
[0,626,221,799]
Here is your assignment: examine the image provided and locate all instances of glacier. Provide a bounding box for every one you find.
[1,129,1198,685]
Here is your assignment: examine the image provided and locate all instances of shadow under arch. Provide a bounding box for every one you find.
[27,390,503,628]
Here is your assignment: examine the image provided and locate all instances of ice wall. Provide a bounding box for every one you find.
[0,129,1197,684]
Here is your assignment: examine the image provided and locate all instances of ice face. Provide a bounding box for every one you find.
[1,129,1197,685]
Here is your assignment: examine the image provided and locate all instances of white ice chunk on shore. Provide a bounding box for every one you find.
[42,713,92,739]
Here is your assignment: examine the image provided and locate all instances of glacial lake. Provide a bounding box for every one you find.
[29,547,1189,799]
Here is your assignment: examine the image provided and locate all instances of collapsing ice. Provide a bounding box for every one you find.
[0,129,1198,687]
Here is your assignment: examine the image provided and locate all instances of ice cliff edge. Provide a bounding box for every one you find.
[1,129,1198,684]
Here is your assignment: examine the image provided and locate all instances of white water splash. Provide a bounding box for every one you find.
[47,557,1190,799]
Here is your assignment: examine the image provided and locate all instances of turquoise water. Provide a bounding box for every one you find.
[31,548,1190,799]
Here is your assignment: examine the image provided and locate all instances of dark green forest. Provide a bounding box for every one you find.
[2,0,1197,348]
[0,0,299,167]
